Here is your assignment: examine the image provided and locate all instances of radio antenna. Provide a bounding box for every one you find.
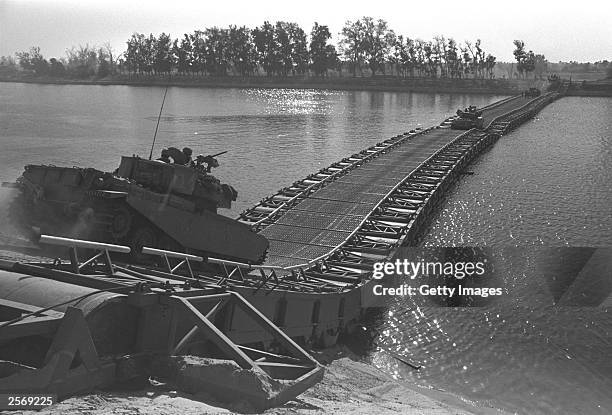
[148,86,169,160]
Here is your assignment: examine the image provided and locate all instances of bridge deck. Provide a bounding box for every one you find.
[255,95,538,268]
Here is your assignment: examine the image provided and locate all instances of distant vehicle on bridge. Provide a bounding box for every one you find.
[451,105,484,129]
[525,87,541,98]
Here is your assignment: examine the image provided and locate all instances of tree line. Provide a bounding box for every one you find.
[118,18,499,80]
[6,44,116,79]
[2,17,559,80]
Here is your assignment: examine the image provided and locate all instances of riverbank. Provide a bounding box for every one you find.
[565,78,612,97]
[0,73,540,95]
[14,348,505,415]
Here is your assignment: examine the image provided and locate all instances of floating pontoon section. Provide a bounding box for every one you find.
[233,92,561,287]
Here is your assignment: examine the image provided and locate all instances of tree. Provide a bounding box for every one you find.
[406,38,418,77]
[310,23,337,77]
[0,55,17,74]
[461,45,472,78]
[97,48,111,78]
[65,46,82,77]
[339,19,365,77]
[445,38,461,78]
[102,42,116,75]
[124,33,143,75]
[390,35,407,77]
[274,22,292,76]
[523,50,536,78]
[423,41,440,78]
[173,35,191,75]
[252,21,276,76]
[152,32,174,75]
[17,46,48,75]
[227,25,257,76]
[485,54,496,79]
[513,40,527,78]
[16,50,34,71]
[358,17,394,76]
[204,27,230,76]
[286,23,309,75]
[190,30,207,76]
[533,54,547,79]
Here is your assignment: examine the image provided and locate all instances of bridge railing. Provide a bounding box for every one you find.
[141,246,203,278]
[485,92,558,130]
[210,127,481,286]
[479,94,522,112]
[38,234,130,275]
[286,127,479,269]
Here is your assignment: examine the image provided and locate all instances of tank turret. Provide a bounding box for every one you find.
[116,156,237,212]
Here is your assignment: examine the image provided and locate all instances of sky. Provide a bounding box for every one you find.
[0,0,611,63]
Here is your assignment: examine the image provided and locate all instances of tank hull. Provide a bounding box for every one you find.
[126,184,268,263]
[451,117,483,130]
[12,164,269,264]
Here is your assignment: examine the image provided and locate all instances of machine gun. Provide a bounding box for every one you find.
[196,150,228,173]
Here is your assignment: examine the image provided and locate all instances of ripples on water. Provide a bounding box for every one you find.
[423,97,612,246]
[382,97,612,414]
[370,248,612,414]
[1,84,611,414]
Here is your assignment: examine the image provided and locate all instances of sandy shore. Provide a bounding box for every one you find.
[9,349,508,415]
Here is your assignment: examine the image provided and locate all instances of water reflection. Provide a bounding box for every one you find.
[423,97,612,246]
[0,83,506,216]
[364,248,612,414]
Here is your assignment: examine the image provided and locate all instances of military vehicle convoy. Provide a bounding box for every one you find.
[7,153,269,264]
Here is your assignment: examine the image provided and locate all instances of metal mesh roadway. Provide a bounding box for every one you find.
[259,96,531,268]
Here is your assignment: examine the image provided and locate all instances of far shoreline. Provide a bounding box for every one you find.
[0,74,532,96]
[2,74,611,96]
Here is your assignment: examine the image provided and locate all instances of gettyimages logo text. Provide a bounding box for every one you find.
[372,259,486,280]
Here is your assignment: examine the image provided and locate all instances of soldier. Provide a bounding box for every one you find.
[165,147,190,165]
[156,148,171,163]
[182,147,194,167]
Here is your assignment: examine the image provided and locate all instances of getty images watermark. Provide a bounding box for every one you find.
[370,259,503,298]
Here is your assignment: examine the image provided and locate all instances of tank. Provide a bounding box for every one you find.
[451,106,484,130]
[9,156,269,264]
[525,87,541,98]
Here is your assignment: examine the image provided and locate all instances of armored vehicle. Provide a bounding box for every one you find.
[8,155,269,263]
[525,87,541,98]
[451,106,484,130]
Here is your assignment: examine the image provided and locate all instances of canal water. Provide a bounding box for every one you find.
[423,96,612,247]
[1,83,610,414]
[0,82,505,215]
